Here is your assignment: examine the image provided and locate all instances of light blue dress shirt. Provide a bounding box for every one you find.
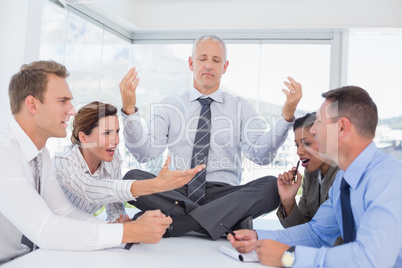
[122,87,292,185]
[257,142,402,267]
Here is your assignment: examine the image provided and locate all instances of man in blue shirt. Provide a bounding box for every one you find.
[228,86,402,267]
[119,35,303,240]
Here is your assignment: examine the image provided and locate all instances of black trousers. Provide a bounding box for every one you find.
[123,169,280,240]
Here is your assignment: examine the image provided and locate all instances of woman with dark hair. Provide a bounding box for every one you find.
[276,112,341,237]
[53,101,203,222]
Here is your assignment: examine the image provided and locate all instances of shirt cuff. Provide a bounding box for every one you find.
[121,107,138,116]
[117,179,137,201]
[279,114,295,124]
[255,229,276,240]
[274,115,293,135]
[97,223,124,249]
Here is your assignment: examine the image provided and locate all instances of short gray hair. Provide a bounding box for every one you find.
[192,35,227,61]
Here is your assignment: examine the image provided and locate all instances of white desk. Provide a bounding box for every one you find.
[3,218,282,268]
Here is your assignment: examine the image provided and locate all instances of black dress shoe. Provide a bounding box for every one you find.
[233,216,253,231]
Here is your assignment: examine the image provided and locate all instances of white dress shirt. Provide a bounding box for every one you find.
[0,120,123,263]
[53,145,134,221]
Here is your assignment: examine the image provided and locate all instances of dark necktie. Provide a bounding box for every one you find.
[187,97,213,204]
[340,177,356,243]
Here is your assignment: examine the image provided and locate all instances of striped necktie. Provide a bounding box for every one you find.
[33,153,43,194]
[187,97,213,204]
[22,153,43,251]
[340,177,356,243]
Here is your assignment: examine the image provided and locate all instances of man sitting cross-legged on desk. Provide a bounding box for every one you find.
[228,86,402,267]
[119,34,302,240]
[0,60,201,264]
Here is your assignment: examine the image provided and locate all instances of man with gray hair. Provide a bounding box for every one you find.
[120,35,303,240]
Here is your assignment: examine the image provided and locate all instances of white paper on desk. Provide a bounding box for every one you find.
[106,244,127,250]
[220,246,259,262]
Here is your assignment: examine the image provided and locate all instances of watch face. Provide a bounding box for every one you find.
[281,252,294,267]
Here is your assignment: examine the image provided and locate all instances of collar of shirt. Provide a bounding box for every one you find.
[188,86,224,104]
[71,144,112,177]
[343,142,377,190]
[9,119,41,162]
[317,170,323,185]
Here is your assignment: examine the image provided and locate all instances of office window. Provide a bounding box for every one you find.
[121,43,194,173]
[221,43,261,110]
[348,32,402,119]
[348,32,402,161]
[99,31,130,108]
[39,0,131,158]
[224,43,330,114]
[129,41,331,181]
[65,12,103,105]
[258,44,330,113]
[223,42,331,182]
[130,44,192,119]
[39,0,336,180]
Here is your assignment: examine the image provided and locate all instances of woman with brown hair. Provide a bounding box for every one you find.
[53,101,203,222]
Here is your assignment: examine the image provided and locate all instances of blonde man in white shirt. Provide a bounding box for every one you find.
[0,60,202,263]
[54,101,203,222]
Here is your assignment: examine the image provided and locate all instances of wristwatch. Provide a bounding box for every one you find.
[281,246,295,268]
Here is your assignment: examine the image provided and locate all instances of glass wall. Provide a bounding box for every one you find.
[38,0,331,181]
[348,32,402,160]
[130,44,193,118]
[217,42,330,182]
[40,0,131,161]
[348,32,402,119]
[40,0,402,182]
[129,41,331,181]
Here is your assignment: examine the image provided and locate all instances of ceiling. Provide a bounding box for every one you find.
[63,0,402,40]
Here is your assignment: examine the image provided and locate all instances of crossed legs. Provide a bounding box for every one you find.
[123,169,280,240]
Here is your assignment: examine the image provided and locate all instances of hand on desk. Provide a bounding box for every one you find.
[228,230,290,267]
[122,210,172,244]
[227,229,258,254]
[255,239,290,267]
